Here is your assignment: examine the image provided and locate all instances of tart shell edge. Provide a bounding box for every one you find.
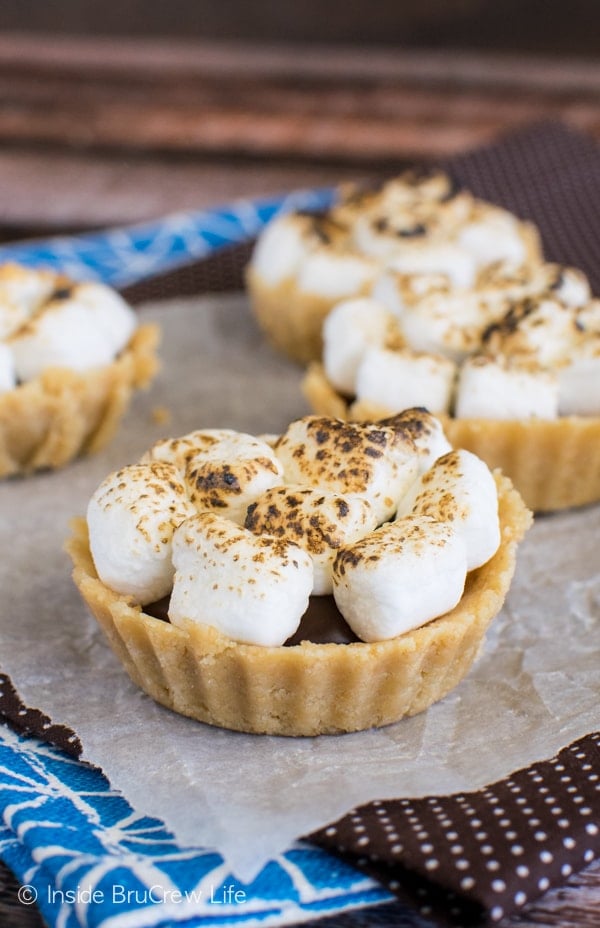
[0,324,160,478]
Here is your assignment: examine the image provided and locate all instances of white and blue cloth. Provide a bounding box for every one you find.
[0,727,392,927]
[0,188,334,289]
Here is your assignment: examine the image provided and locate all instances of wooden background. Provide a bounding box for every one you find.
[0,3,598,925]
[0,0,598,241]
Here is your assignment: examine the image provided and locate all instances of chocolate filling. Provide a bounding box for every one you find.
[145,594,360,646]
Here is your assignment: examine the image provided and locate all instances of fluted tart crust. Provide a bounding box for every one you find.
[0,324,159,478]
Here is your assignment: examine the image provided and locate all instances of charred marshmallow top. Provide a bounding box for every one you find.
[87,412,500,647]
[0,263,137,393]
[323,261,600,419]
[250,169,537,300]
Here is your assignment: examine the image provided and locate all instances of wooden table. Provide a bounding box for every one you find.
[1,33,600,237]
[0,31,598,928]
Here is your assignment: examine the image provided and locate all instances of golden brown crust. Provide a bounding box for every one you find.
[0,324,159,477]
[246,266,372,365]
[67,473,531,736]
[303,362,600,513]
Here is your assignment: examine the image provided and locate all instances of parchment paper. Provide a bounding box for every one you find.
[1,295,598,880]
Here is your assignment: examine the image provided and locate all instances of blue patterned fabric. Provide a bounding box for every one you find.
[0,189,335,288]
[0,727,392,927]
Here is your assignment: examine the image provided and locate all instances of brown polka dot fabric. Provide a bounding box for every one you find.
[442,121,600,296]
[0,674,81,758]
[308,733,600,925]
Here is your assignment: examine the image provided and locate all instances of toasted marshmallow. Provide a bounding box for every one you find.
[250,213,315,286]
[457,207,529,268]
[245,484,378,595]
[355,347,457,415]
[482,297,582,368]
[332,515,468,641]
[367,170,460,212]
[475,262,589,312]
[387,243,476,289]
[455,355,559,420]
[0,263,57,339]
[169,512,313,646]
[0,343,16,393]
[144,429,284,524]
[401,289,495,362]
[8,282,136,382]
[351,172,472,260]
[396,449,500,571]
[87,462,195,604]
[71,283,137,356]
[550,267,591,308]
[371,268,450,322]
[576,298,600,332]
[322,297,401,395]
[378,407,452,473]
[274,416,418,523]
[296,251,376,299]
[558,337,600,416]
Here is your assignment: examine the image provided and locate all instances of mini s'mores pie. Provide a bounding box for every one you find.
[68,412,531,736]
[246,169,541,363]
[304,264,600,512]
[0,263,159,476]
[249,169,600,510]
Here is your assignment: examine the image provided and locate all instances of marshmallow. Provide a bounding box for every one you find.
[332,515,468,641]
[371,270,409,320]
[249,213,314,286]
[169,512,313,646]
[245,484,378,595]
[396,449,500,571]
[401,289,495,362]
[387,243,477,289]
[274,416,419,523]
[71,283,137,356]
[350,172,472,261]
[355,346,457,414]
[296,251,376,299]
[144,429,284,524]
[0,343,16,393]
[550,267,591,308]
[558,337,600,416]
[482,297,581,368]
[8,283,136,382]
[322,297,401,395]
[378,407,453,473]
[374,169,459,208]
[476,263,589,313]
[576,299,600,333]
[457,207,528,268]
[0,263,57,339]
[87,462,196,604]
[455,355,559,420]
[371,269,450,322]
